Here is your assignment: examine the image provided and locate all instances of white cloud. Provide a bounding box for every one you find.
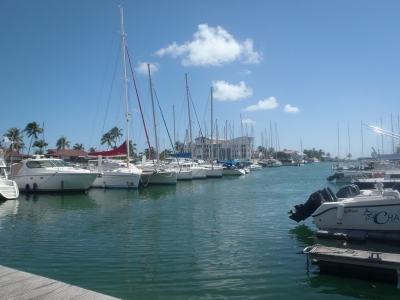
[241,118,254,124]
[284,104,300,114]
[240,69,251,76]
[212,80,253,101]
[155,24,262,66]
[243,97,278,112]
[135,62,159,75]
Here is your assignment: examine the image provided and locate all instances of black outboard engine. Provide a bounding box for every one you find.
[326,172,344,182]
[289,187,337,222]
[335,184,360,199]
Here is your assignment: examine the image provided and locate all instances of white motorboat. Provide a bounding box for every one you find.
[0,150,19,199]
[289,183,400,232]
[221,163,246,176]
[248,164,262,171]
[265,159,282,167]
[351,170,400,190]
[10,155,98,192]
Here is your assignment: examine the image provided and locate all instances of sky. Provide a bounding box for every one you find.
[1,0,400,159]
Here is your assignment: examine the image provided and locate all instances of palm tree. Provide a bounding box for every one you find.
[33,139,48,155]
[24,121,43,156]
[101,132,113,150]
[56,136,70,151]
[129,141,137,158]
[5,127,24,154]
[89,147,97,153]
[73,143,84,150]
[109,126,123,147]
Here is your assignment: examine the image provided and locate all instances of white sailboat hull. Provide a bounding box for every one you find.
[140,169,177,185]
[91,171,141,189]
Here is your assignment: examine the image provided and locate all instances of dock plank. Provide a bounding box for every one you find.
[0,265,120,300]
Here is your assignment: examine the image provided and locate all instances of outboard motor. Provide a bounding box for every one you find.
[289,187,337,222]
[335,184,360,199]
[326,172,344,182]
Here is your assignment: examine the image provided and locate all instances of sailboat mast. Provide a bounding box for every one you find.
[147,63,159,161]
[185,73,194,159]
[119,6,130,164]
[210,87,214,163]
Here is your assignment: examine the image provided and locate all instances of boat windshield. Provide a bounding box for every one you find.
[52,159,70,167]
[26,160,56,168]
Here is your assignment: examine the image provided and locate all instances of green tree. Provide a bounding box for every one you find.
[33,139,48,155]
[56,136,70,152]
[24,121,43,156]
[89,147,97,153]
[73,143,84,150]
[174,141,185,153]
[109,126,123,147]
[101,132,114,150]
[129,141,137,158]
[5,127,25,153]
[160,148,172,160]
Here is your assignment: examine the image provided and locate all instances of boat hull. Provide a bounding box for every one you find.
[0,180,19,199]
[312,197,400,232]
[14,173,98,192]
[91,171,140,189]
[140,170,177,185]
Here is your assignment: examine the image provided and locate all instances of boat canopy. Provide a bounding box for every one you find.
[88,141,127,157]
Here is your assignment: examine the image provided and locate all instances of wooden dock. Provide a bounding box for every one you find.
[0,265,120,300]
[303,244,400,284]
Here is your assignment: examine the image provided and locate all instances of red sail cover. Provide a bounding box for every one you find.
[88,141,127,157]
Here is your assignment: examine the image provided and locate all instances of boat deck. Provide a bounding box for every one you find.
[304,244,400,283]
[0,265,120,300]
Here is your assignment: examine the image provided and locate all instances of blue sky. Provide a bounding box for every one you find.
[1,0,399,159]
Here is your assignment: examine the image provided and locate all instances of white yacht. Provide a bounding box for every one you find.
[10,155,98,192]
[0,150,19,199]
[164,158,193,180]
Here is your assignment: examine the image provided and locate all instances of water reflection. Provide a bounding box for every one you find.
[289,224,317,245]
[137,185,177,200]
[0,200,19,229]
[308,274,399,298]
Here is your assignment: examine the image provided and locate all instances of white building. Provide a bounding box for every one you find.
[193,136,254,160]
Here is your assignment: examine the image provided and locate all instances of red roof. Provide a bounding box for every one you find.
[46,149,88,157]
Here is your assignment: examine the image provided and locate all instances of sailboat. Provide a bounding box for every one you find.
[135,64,177,185]
[87,7,141,189]
[184,73,208,179]
[199,87,223,178]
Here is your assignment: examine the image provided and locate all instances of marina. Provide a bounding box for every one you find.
[0,162,400,299]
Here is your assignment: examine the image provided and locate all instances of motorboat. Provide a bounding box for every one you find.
[0,150,19,199]
[10,155,98,192]
[221,163,246,176]
[265,159,282,167]
[288,183,400,232]
[351,170,400,190]
[248,164,262,171]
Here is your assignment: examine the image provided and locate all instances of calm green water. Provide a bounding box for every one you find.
[0,163,399,299]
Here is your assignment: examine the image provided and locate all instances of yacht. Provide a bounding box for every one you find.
[10,155,98,192]
[0,150,19,199]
